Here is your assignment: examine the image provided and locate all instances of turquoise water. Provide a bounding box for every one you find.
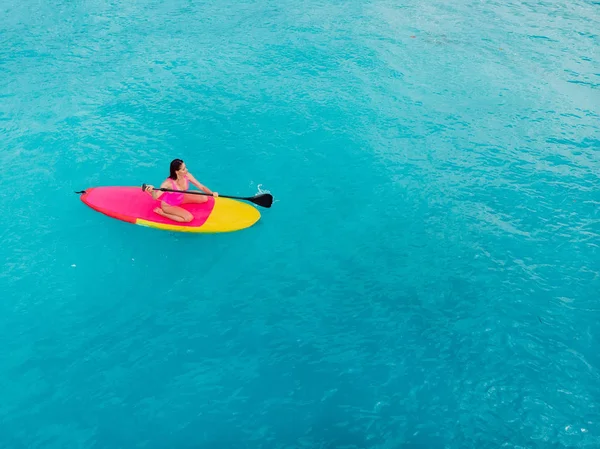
[1,0,599,447]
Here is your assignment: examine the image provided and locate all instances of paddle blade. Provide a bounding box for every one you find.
[249,193,273,208]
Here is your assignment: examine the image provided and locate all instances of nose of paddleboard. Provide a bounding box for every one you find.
[199,197,261,232]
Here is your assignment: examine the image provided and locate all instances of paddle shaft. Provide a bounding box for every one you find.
[152,186,240,200]
[142,184,273,208]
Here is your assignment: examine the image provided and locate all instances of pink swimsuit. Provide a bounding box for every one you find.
[160,176,189,206]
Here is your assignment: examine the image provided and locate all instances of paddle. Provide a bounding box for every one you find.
[141,184,273,208]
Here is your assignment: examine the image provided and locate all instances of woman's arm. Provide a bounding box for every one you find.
[187,172,215,195]
[144,180,169,200]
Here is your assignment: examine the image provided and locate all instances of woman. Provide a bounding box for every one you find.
[144,159,218,223]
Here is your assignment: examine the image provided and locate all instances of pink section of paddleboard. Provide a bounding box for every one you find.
[81,186,215,227]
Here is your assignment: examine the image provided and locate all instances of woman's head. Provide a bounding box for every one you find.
[169,159,187,179]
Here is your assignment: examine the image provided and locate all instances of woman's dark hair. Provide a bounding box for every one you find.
[169,159,184,179]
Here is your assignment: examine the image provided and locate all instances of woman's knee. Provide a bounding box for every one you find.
[162,204,193,222]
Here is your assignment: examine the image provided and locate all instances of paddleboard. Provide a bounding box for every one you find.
[79,186,261,233]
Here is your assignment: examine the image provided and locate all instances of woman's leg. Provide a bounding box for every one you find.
[153,202,194,222]
[182,193,208,204]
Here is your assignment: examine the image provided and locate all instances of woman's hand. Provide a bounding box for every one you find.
[145,185,156,197]
[212,192,219,197]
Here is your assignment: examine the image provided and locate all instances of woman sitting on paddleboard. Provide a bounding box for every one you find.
[144,158,218,223]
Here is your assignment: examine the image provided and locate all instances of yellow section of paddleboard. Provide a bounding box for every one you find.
[136,198,261,233]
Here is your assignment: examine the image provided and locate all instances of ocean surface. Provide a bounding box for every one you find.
[1,0,599,447]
